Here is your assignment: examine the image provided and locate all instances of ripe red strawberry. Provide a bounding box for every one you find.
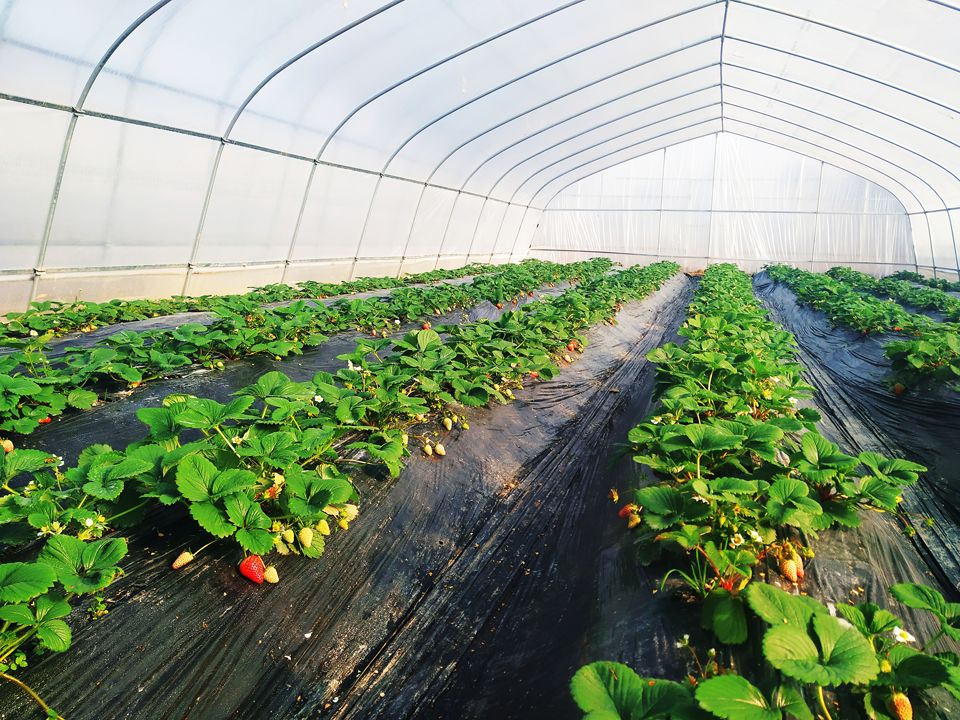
[38,417,52,425]
[421,322,431,330]
[1,439,13,453]
[567,340,578,351]
[529,371,539,379]
[496,302,504,309]
[893,383,906,396]
[890,692,912,720]
[528,291,534,298]
[239,555,265,584]
[618,503,639,519]
[511,298,518,306]
[171,551,194,570]
[780,558,799,584]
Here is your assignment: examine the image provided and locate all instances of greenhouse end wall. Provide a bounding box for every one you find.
[530,133,919,275]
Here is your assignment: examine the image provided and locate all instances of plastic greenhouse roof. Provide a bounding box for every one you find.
[1,0,959,295]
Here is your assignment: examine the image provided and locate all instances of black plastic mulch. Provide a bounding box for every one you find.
[0,274,695,720]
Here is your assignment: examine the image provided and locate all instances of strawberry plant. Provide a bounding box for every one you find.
[768,265,960,391]
[621,264,923,646]
[571,582,960,719]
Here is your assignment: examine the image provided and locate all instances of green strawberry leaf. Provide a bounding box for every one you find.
[0,562,57,602]
[763,614,879,686]
[570,662,699,719]
[694,675,780,720]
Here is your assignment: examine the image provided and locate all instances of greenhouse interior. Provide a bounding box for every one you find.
[2,1,960,719]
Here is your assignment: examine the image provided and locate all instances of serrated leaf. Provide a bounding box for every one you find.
[694,675,779,720]
[35,618,71,652]
[188,501,237,538]
[0,562,57,602]
[746,584,821,627]
[570,662,699,719]
[763,614,879,686]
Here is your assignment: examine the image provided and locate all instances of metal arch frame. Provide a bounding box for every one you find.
[312,0,589,163]
[528,130,922,272]
[340,1,960,204]
[721,86,960,272]
[506,121,723,265]
[456,87,722,256]
[469,68,722,197]
[345,3,722,278]
[423,34,960,220]
[732,0,960,76]
[29,0,175,302]
[721,107,948,273]
[526,124,928,274]
[510,103,724,201]
[452,56,721,195]
[183,0,407,293]
[375,1,722,176]
[423,41,721,188]
[16,0,960,294]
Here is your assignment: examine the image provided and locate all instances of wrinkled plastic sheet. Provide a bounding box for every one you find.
[1,274,696,720]
[754,272,960,716]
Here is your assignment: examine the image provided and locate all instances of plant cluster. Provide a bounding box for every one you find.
[827,267,960,321]
[0,260,680,716]
[890,270,960,294]
[571,580,960,719]
[0,259,608,436]
[0,263,500,341]
[622,264,921,642]
[767,265,960,392]
[572,264,946,719]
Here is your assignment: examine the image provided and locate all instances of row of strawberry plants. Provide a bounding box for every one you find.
[0,258,610,436]
[890,270,960,294]
[0,261,680,717]
[767,265,960,392]
[1,262,501,341]
[572,264,955,719]
[827,266,960,322]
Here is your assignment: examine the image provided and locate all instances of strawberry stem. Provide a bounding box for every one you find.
[0,672,64,719]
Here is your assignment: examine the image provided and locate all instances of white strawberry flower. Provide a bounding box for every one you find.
[749,529,763,543]
[394,319,401,325]
[29,330,38,337]
[692,495,709,504]
[730,533,745,548]
[891,626,916,644]
[788,397,798,405]
[84,517,94,527]
[314,395,324,403]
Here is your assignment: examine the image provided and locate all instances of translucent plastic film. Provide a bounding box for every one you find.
[533,133,916,272]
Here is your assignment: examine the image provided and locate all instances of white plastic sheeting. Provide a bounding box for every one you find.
[532,134,916,273]
[0,0,959,307]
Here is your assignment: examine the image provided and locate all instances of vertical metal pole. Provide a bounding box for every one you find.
[463,196,490,263]
[395,183,429,277]
[349,174,384,280]
[705,133,720,265]
[808,160,824,270]
[182,141,226,295]
[432,191,462,270]
[281,160,319,284]
[487,202,514,264]
[654,147,667,260]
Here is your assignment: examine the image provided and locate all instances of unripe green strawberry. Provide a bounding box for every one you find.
[442,417,452,431]
[171,551,194,570]
[423,443,433,456]
[263,566,279,584]
[462,422,470,430]
[282,529,295,544]
[298,527,314,549]
[316,519,331,536]
[338,518,350,530]
[879,659,893,673]
[341,504,359,521]
[890,692,912,720]
[274,538,291,555]
[434,443,446,456]
[401,433,409,446]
